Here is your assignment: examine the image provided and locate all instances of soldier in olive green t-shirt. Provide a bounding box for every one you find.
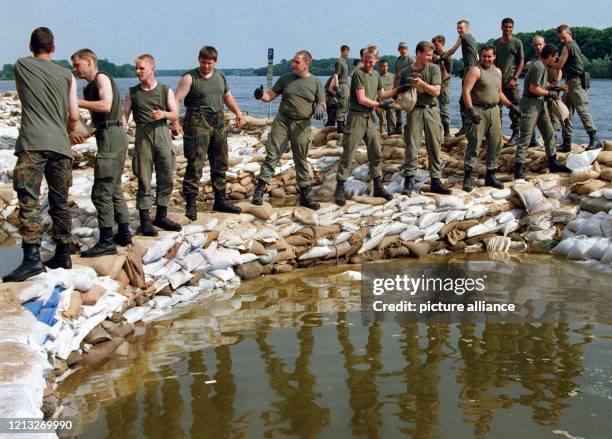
[514,44,570,179]
[494,18,525,146]
[377,59,397,134]
[552,25,601,151]
[4,27,80,283]
[398,41,451,196]
[392,42,415,134]
[328,45,350,133]
[252,51,325,210]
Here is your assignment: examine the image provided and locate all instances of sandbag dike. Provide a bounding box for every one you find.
[0,89,611,427]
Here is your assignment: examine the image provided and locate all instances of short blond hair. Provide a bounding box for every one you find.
[363,45,379,58]
[295,50,312,65]
[71,48,97,64]
[135,53,155,67]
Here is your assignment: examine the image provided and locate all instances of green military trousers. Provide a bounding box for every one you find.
[561,77,597,142]
[502,83,521,133]
[377,102,397,133]
[438,83,451,134]
[515,96,557,163]
[464,105,502,170]
[133,124,175,210]
[13,151,72,245]
[259,114,313,188]
[402,106,442,178]
[337,83,350,123]
[92,126,130,227]
[336,111,383,181]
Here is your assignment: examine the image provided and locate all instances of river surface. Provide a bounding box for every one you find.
[56,254,612,438]
[1,77,611,142]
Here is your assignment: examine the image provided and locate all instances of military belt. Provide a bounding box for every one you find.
[414,103,437,109]
[135,120,167,128]
[95,120,121,129]
[474,103,498,109]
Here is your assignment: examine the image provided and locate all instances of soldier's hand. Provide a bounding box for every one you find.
[152,110,166,121]
[548,90,560,100]
[254,85,264,100]
[467,107,481,124]
[235,112,246,128]
[410,76,423,89]
[70,134,86,145]
[334,86,341,98]
[509,104,521,118]
[396,84,411,94]
[379,101,395,111]
[313,102,325,120]
[548,84,563,93]
[171,120,183,137]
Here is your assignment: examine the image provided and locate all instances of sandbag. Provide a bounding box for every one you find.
[397,88,417,112]
[61,289,82,319]
[548,99,570,121]
[512,182,554,214]
[572,179,607,195]
[71,254,126,278]
[82,283,106,305]
[79,337,125,366]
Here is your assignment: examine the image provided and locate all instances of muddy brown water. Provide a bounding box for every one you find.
[54,254,612,438]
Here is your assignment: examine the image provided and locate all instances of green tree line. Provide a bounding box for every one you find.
[2,26,611,79]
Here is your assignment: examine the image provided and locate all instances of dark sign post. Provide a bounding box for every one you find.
[267,48,274,119]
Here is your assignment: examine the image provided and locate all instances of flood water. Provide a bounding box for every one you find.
[57,254,612,438]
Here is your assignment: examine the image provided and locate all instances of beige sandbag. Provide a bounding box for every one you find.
[397,88,417,112]
[82,283,107,305]
[405,241,431,257]
[548,99,570,121]
[570,161,601,183]
[601,166,612,181]
[236,201,274,220]
[293,206,318,225]
[604,140,612,152]
[351,195,387,205]
[0,283,22,312]
[249,240,267,255]
[596,151,612,166]
[79,337,125,366]
[71,254,126,278]
[0,186,13,204]
[572,178,608,195]
[61,289,82,319]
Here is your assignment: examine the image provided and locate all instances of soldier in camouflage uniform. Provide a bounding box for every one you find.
[328,45,350,133]
[4,27,80,283]
[174,46,246,220]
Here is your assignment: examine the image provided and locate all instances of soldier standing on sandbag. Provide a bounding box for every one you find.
[71,49,132,257]
[444,19,479,136]
[377,59,397,135]
[3,27,79,282]
[461,44,521,192]
[552,24,602,152]
[174,46,246,220]
[398,41,452,196]
[392,42,414,135]
[121,54,182,236]
[494,18,525,147]
[328,45,350,133]
[513,44,571,180]
[252,51,325,210]
[334,45,411,205]
[431,35,453,139]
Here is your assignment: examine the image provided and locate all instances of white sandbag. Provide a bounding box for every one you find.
[567,237,599,260]
[602,216,612,238]
[485,236,511,252]
[0,311,50,347]
[445,210,466,223]
[144,258,169,276]
[182,251,206,272]
[434,195,464,209]
[240,252,259,264]
[183,225,205,235]
[512,182,555,214]
[254,226,280,242]
[417,211,444,228]
[465,204,489,219]
[600,244,612,264]
[466,224,490,238]
[550,236,579,256]
[299,246,333,260]
[149,295,176,308]
[565,148,601,171]
[185,232,207,249]
[491,188,512,200]
[400,225,425,241]
[522,229,556,241]
[143,238,176,264]
[258,248,278,264]
[586,237,610,260]
[168,269,194,290]
[501,219,520,236]
[358,233,385,253]
[576,213,605,237]
[495,211,515,224]
[424,221,445,237]
[208,267,236,282]
[123,306,150,324]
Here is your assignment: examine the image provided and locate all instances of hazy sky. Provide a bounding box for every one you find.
[2,0,611,69]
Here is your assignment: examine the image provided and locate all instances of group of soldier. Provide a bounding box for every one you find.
[3,21,603,282]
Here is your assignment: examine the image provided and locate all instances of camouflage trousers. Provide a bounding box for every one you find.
[182,110,228,198]
[13,150,72,245]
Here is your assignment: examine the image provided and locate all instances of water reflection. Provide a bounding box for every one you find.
[57,257,612,438]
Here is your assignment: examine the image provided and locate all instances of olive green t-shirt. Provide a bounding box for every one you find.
[183,68,229,113]
[461,33,479,70]
[523,59,548,98]
[398,63,442,106]
[334,59,349,84]
[563,40,585,79]
[14,57,73,157]
[350,68,383,112]
[84,72,122,127]
[272,73,325,120]
[129,83,168,125]
[494,36,524,85]
[380,72,394,90]
[470,65,502,105]
[395,55,414,75]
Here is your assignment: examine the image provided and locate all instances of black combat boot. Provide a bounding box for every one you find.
[529,134,540,148]
[336,120,345,134]
[393,125,403,135]
[299,186,320,210]
[485,169,504,189]
[372,177,392,200]
[213,191,241,214]
[430,178,452,194]
[442,121,450,139]
[334,180,346,206]
[463,167,475,192]
[45,242,72,269]
[548,155,571,173]
[251,180,267,206]
[505,130,520,147]
[3,243,45,282]
[557,138,572,153]
[586,132,603,151]
[402,176,414,196]
[113,223,132,246]
[139,209,158,236]
[81,227,116,257]
[185,195,197,221]
[455,126,465,137]
[153,205,182,231]
[514,162,525,180]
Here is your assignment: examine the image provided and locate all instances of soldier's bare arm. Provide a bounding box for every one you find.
[461,66,480,109]
[120,91,132,129]
[163,88,179,122]
[551,46,569,70]
[223,91,246,128]
[258,90,279,103]
[79,74,112,113]
[67,76,80,133]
